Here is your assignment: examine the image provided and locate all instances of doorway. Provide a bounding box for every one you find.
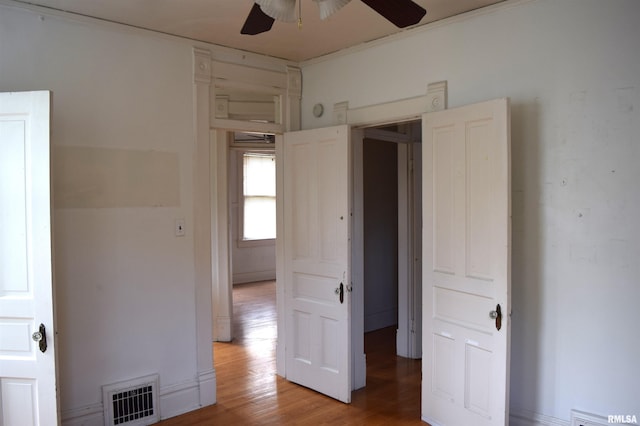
[213,123,423,393]
[228,132,277,343]
[360,122,423,362]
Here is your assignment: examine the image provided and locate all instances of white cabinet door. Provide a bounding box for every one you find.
[0,91,58,426]
[422,98,511,426]
[283,125,352,403]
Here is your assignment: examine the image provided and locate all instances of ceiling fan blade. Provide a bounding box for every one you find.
[360,0,426,28]
[241,3,275,35]
[256,0,297,22]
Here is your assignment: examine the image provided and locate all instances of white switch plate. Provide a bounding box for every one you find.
[175,219,185,237]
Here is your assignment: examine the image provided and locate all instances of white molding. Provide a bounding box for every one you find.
[275,134,286,377]
[347,95,429,128]
[570,410,614,426]
[214,95,230,119]
[211,60,291,132]
[510,407,570,426]
[194,48,212,84]
[286,66,302,131]
[213,118,283,134]
[197,369,216,407]
[212,60,288,89]
[213,78,285,96]
[61,402,103,426]
[425,81,447,113]
[350,128,366,390]
[286,66,302,99]
[214,315,232,342]
[363,128,413,143]
[159,379,200,420]
[233,270,277,284]
[422,415,443,426]
[210,129,233,343]
[333,101,348,125]
[192,47,216,412]
[396,142,411,358]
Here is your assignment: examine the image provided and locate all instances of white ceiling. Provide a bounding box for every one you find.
[18,0,504,62]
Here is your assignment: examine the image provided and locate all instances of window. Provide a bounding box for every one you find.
[240,152,276,242]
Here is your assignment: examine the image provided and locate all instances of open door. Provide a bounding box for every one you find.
[282,125,352,403]
[0,91,58,425]
[422,98,511,426]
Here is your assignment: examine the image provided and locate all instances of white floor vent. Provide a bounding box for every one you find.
[103,374,160,426]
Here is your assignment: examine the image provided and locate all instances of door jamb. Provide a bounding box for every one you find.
[338,84,447,380]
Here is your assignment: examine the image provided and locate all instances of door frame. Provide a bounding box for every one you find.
[277,88,448,381]
[339,87,448,377]
[360,125,422,359]
[193,45,447,397]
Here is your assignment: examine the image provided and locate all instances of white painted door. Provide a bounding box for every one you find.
[283,125,351,403]
[0,91,58,426]
[422,98,511,426]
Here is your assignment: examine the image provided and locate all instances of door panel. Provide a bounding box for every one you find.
[283,125,351,403]
[0,91,58,425]
[422,98,510,426]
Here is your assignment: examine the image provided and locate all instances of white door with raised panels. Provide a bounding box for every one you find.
[282,125,352,403]
[0,91,58,426]
[422,98,511,426]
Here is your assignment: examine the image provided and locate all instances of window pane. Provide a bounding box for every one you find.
[243,153,275,196]
[244,197,276,240]
[242,152,276,241]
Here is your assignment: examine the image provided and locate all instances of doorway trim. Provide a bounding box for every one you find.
[208,57,302,343]
[334,82,447,385]
[191,46,301,405]
[193,45,446,400]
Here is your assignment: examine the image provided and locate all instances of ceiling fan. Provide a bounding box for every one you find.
[241,0,427,35]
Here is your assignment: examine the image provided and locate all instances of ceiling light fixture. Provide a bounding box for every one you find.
[241,0,426,36]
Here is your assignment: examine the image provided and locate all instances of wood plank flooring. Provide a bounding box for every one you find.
[157,280,424,425]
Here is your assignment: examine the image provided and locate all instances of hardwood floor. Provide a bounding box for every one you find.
[157,280,424,425]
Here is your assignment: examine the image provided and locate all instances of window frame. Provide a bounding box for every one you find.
[237,148,276,248]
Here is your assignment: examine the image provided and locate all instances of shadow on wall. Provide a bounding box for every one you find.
[509,99,546,413]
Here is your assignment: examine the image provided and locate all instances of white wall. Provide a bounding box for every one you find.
[301,0,640,423]
[0,4,202,422]
[228,149,276,284]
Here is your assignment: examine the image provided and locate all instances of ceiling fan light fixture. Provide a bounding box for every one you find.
[255,0,297,22]
[313,0,352,20]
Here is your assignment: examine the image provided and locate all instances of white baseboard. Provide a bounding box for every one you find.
[214,315,232,342]
[419,408,569,426]
[510,407,570,426]
[61,375,215,425]
[159,378,201,420]
[198,368,216,407]
[421,414,442,426]
[61,402,103,426]
[232,270,276,284]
